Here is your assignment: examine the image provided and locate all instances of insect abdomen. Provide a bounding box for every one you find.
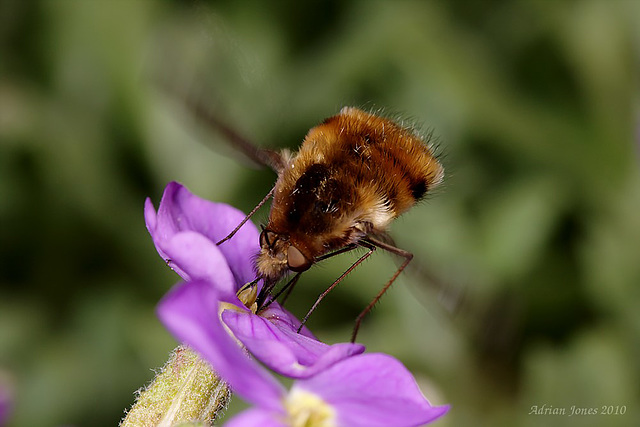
[329,108,443,222]
[269,107,443,256]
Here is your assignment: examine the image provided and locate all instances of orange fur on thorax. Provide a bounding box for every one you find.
[265,107,443,265]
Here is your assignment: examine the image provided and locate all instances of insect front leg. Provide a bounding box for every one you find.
[216,186,275,246]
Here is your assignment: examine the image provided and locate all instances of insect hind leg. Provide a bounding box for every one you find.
[297,243,372,334]
[350,237,413,343]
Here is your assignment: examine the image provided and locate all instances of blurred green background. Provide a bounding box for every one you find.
[1,0,639,426]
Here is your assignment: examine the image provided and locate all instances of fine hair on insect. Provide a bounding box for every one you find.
[180,95,444,342]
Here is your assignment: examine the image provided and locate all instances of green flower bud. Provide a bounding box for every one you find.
[121,346,231,427]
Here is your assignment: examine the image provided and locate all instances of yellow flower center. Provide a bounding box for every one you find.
[218,282,259,345]
[284,388,336,427]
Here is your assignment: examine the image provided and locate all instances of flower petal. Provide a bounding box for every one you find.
[146,182,260,287]
[296,353,449,427]
[259,302,316,340]
[161,231,237,300]
[224,408,287,427]
[157,280,284,410]
[144,197,172,269]
[222,309,365,378]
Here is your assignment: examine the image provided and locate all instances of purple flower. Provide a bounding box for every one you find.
[144,181,258,301]
[147,182,364,379]
[227,353,449,427]
[159,279,449,427]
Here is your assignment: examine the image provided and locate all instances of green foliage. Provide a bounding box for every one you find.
[1,0,638,426]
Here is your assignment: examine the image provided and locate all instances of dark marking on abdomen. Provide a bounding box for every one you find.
[409,178,427,200]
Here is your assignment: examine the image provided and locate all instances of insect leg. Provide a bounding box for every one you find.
[314,243,359,262]
[297,243,376,333]
[280,244,363,305]
[216,186,275,246]
[259,244,360,310]
[350,237,413,342]
[259,272,302,310]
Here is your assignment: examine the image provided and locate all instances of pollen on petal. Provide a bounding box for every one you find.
[284,388,336,427]
[236,281,258,312]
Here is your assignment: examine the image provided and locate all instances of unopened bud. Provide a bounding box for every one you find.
[120,346,231,427]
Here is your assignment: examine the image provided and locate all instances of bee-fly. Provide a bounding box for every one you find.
[187,101,443,341]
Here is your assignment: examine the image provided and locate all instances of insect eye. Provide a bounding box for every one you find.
[260,229,278,248]
[287,245,312,272]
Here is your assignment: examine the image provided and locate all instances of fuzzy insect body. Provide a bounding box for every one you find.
[257,107,443,288]
[184,97,445,339]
